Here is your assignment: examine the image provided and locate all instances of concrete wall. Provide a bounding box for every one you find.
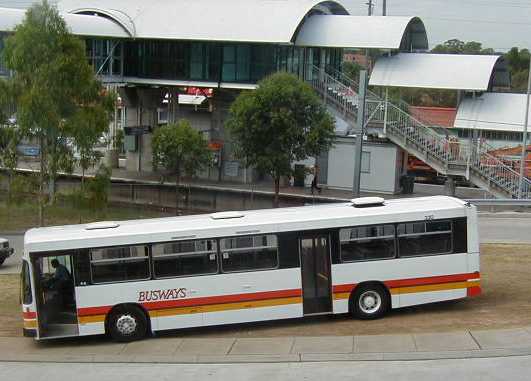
[326,137,401,194]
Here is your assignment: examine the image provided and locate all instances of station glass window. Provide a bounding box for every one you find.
[397,220,453,257]
[340,225,396,262]
[90,245,150,283]
[220,235,278,272]
[152,239,218,278]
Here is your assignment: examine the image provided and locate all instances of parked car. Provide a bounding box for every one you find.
[0,238,14,266]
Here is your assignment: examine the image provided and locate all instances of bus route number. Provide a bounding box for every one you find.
[425,215,434,221]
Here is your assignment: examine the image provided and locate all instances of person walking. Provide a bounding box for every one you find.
[310,165,322,194]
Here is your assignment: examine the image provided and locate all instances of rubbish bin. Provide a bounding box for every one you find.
[293,164,306,187]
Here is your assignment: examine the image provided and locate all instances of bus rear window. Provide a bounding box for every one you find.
[21,261,32,305]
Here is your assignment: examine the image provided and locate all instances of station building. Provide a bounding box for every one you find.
[2,0,524,196]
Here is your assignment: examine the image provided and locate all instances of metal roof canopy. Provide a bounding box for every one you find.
[295,16,428,51]
[59,0,349,43]
[455,92,531,133]
[369,53,509,91]
[0,6,129,38]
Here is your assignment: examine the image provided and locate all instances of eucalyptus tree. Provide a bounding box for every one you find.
[2,1,114,225]
[226,72,335,207]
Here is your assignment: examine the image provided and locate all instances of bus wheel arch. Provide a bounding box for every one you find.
[349,281,391,320]
[105,303,151,342]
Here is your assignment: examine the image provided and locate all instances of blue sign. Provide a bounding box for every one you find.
[17,145,40,157]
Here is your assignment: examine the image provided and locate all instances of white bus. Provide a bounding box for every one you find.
[21,196,481,341]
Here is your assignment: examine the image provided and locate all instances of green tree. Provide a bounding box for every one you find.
[65,91,115,188]
[2,1,113,225]
[226,72,335,207]
[152,120,211,212]
[342,61,362,81]
[0,124,21,202]
[432,39,465,54]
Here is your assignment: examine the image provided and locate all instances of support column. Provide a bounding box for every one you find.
[353,70,368,198]
[444,176,456,197]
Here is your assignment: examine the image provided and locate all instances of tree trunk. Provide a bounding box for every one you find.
[175,170,180,215]
[38,135,45,227]
[273,176,280,208]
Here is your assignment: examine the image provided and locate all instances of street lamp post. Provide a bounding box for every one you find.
[519,61,531,198]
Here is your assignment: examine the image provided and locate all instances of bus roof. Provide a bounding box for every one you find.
[23,196,470,254]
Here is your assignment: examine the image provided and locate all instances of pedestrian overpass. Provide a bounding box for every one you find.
[308,53,530,199]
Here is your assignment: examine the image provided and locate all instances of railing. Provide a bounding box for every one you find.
[309,65,531,199]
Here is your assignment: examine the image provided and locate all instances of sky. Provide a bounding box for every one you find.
[343,0,531,51]
[1,0,530,51]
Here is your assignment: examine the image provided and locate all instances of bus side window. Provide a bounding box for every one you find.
[73,250,91,286]
[278,233,300,268]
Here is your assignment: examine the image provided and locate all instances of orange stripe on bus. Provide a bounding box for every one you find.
[23,319,37,329]
[390,280,481,295]
[78,297,303,324]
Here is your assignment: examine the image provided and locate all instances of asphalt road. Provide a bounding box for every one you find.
[1,356,531,381]
[0,233,23,275]
[478,216,531,244]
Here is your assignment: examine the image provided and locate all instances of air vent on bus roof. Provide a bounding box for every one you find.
[351,197,385,208]
[85,221,120,230]
[210,211,245,220]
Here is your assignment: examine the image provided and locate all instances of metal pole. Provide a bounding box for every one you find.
[383,0,387,16]
[519,62,531,198]
[367,0,373,16]
[383,87,389,135]
[353,70,368,198]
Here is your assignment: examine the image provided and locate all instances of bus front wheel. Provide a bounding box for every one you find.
[107,305,148,342]
[351,284,390,320]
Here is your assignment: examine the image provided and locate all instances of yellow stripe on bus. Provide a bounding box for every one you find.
[150,296,303,318]
[78,297,303,324]
[78,314,106,324]
[23,319,37,329]
[390,281,481,295]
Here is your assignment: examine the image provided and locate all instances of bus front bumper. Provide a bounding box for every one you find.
[23,328,37,337]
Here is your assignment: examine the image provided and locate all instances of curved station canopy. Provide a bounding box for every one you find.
[0,0,430,51]
[295,16,428,51]
[0,6,129,38]
[455,93,531,133]
[369,53,510,92]
[58,0,349,43]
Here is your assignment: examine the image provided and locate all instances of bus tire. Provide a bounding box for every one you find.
[351,284,390,320]
[107,305,148,342]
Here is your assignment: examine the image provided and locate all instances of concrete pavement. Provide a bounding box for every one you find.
[2,327,531,364]
[3,356,531,381]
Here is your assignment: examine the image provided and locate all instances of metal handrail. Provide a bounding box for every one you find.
[309,65,531,199]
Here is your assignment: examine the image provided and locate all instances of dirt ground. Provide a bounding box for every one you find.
[1,244,530,338]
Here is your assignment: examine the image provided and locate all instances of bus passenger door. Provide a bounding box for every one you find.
[299,234,332,315]
[32,254,79,338]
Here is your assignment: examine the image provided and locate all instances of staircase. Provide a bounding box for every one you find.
[309,66,531,199]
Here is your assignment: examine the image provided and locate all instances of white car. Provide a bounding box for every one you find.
[0,238,14,266]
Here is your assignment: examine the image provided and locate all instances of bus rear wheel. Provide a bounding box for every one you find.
[351,284,390,320]
[107,305,148,342]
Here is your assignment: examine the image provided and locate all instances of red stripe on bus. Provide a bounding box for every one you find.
[332,284,357,293]
[384,272,480,288]
[22,311,36,319]
[332,272,480,295]
[77,288,302,317]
